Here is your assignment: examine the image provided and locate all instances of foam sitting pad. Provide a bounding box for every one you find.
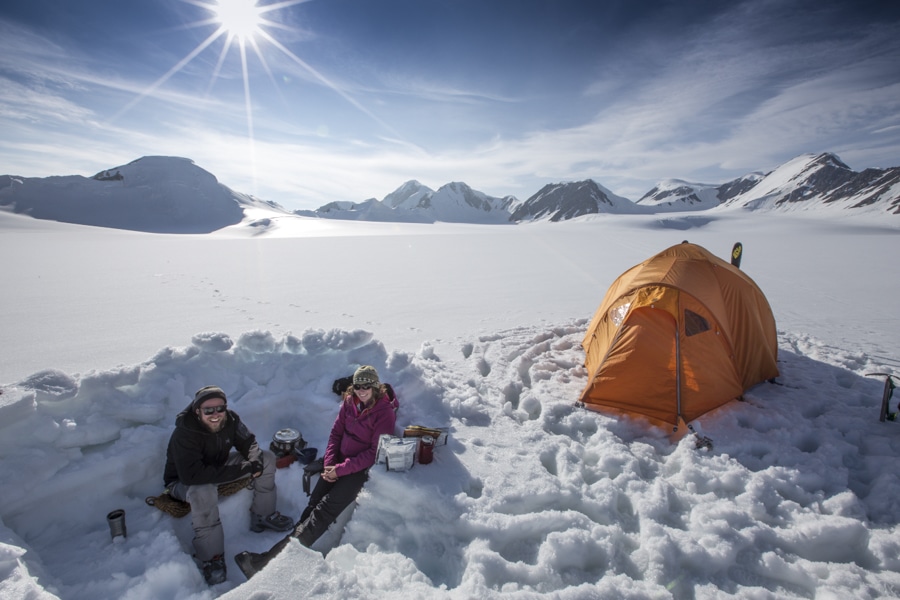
[145,477,252,518]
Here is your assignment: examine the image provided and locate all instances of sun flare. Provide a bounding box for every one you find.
[115,0,396,174]
[213,0,264,41]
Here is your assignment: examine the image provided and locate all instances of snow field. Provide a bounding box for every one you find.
[2,212,900,598]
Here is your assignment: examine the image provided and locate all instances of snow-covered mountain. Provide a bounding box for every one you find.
[716,172,767,204]
[635,153,900,217]
[304,197,433,223]
[302,180,519,224]
[722,152,900,215]
[425,181,519,223]
[383,179,434,210]
[2,152,898,233]
[308,154,899,223]
[0,156,282,233]
[510,179,645,221]
[637,179,730,212]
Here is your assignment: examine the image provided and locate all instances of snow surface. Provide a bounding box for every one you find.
[2,206,900,599]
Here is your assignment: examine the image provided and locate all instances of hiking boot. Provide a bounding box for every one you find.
[250,511,293,533]
[200,554,226,585]
[235,532,293,579]
[235,550,273,580]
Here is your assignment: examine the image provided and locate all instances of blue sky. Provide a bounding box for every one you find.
[2,0,899,210]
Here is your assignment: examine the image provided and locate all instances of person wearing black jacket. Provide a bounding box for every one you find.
[164,385,293,585]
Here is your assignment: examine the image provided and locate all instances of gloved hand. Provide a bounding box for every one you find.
[246,460,264,478]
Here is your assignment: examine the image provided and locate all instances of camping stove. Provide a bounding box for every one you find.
[269,428,305,457]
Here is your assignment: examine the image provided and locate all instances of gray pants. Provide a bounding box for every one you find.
[169,450,278,561]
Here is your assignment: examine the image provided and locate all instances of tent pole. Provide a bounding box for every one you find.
[675,297,683,427]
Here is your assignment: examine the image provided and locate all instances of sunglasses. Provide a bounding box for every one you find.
[201,405,227,415]
[353,383,374,391]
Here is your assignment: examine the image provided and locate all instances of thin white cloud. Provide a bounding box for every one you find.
[477,5,900,192]
[0,78,96,124]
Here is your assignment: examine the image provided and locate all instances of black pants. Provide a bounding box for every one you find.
[295,468,369,547]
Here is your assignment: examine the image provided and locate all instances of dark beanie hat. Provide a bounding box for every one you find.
[193,385,227,410]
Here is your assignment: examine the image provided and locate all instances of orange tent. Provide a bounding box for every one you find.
[579,242,778,428]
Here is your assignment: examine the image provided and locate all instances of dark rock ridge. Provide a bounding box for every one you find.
[511,180,644,222]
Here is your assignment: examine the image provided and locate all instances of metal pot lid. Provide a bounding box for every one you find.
[273,428,301,443]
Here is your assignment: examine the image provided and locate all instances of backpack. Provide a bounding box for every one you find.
[302,457,325,496]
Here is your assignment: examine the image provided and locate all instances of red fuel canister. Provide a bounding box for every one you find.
[417,435,434,464]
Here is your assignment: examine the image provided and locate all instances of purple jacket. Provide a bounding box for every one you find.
[324,394,396,477]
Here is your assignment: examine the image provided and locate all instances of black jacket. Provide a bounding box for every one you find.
[163,402,262,487]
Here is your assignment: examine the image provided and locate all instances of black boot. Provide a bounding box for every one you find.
[235,533,292,580]
[199,554,227,585]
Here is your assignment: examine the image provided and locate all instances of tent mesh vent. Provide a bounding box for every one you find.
[684,309,710,336]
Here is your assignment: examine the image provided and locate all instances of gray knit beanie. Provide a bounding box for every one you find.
[192,385,227,410]
[352,366,380,386]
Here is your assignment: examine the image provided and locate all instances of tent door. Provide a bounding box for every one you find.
[586,305,679,426]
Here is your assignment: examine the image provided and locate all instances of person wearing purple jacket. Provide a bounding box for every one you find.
[235,366,397,579]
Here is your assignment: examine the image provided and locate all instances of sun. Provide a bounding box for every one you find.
[118,0,381,121]
[114,0,399,177]
[212,0,264,41]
